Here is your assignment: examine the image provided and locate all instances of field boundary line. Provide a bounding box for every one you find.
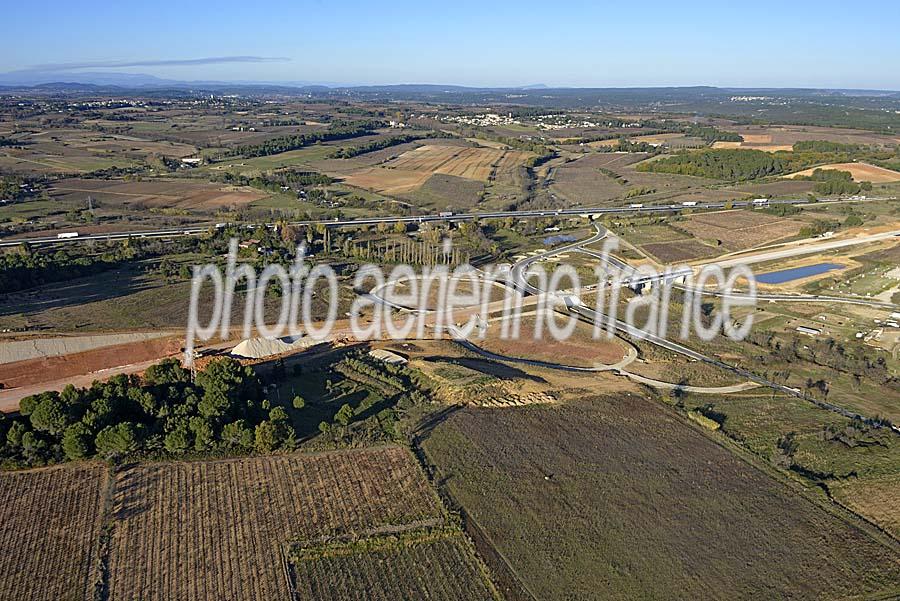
[91,463,117,601]
[280,543,299,601]
[411,423,538,601]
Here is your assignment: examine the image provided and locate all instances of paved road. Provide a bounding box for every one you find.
[510,224,896,429]
[576,243,899,310]
[2,196,886,248]
[705,229,900,269]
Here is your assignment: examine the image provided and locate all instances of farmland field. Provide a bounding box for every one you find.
[106,447,445,601]
[641,239,720,262]
[402,173,485,210]
[420,396,900,600]
[717,124,900,149]
[673,209,804,251]
[786,162,900,183]
[0,127,197,175]
[0,464,108,601]
[343,144,532,195]
[291,533,499,601]
[552,152,721,207]
[50,178,267,211]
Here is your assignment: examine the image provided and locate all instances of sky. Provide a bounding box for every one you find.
[3,0,900,89]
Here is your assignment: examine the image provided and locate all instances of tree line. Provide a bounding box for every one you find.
[227,120,383,158]
[639,144,899,182]
[0,236,207,295]
[329,131,453,159]
[213,169,334,192]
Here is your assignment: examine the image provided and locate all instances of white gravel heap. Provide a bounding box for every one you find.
[229,335,316,359]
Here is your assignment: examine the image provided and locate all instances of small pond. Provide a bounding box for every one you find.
[755,262,844,284]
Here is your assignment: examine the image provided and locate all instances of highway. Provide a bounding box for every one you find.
[1,196,886,248]
[509,223,897,430]
[706,229,900,269]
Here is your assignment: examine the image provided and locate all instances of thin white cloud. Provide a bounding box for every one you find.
[18,56,290,73]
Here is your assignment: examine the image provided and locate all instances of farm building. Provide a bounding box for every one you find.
[368,349,408,365]
[796,326,822,337]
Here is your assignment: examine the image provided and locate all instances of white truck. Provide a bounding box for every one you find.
[629,203,644,209]
[56,232,79,239]
[681,201,698,207]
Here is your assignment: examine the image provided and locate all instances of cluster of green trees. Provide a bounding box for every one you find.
[0,358,300,469]
[792,141,865,153]
[329,133,423,158]
[683,125,743,143]
[339,236,469,266]
[214,169,334,192]
[229,120,381,158]
[0,137,26,148]
[338,356,411,392]
[799,218,842,237]
[625,187,656,198]
[618,139,664,154]
[0,243,141,294]
[639,144,899,182]
[760,204,803,217]
[638,149,786,180]
[525,151,557,168]
[794,168,873,196]
[0,175,33,200]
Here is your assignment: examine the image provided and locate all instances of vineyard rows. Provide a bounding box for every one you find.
[0,464,107,601]
[292,533,500,601]
[106,446,443,601]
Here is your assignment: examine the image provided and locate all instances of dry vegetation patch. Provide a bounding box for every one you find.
[421,397,900,600]
[786,162,900,183]
[51,178,267,211]
[291,533,499,601]
[831,476,900,539]
[674,209,804,251]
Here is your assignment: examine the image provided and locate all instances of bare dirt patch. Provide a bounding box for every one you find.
[786,162,900,183]
[478,316,628,368]
[0,335,182,390]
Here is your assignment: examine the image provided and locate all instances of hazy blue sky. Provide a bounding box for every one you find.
[4,0,899,88]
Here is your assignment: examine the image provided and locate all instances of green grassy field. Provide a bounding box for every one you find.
[420,396,900,600]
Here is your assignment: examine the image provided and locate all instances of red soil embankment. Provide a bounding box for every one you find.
[0,336,182,390]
